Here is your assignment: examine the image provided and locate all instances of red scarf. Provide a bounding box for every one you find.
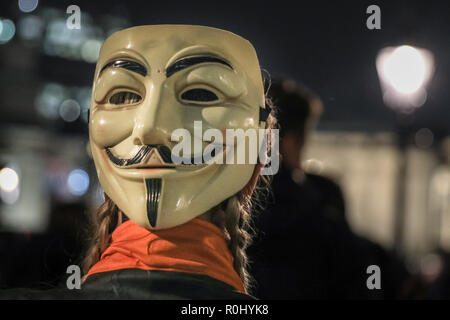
[86,218,245,293]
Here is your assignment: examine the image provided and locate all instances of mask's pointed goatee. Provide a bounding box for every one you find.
[145,178,162,227]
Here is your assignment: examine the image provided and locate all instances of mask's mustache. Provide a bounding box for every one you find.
[105,145,216,167]
[106,145,171,167]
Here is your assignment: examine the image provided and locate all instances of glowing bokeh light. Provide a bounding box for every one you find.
[0,167,19,192]
[67,169,89,196]
[18,0,39,13]
[376,45,434,111]
[382,46,426,94]
[35,83,66,119]
[59,99,81,122]
[415,128,434,149]
[81,39,102,63]
[0,19,16,44]
[18,15,43,40]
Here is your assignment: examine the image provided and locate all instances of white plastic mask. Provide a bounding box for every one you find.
[89,25,268,229]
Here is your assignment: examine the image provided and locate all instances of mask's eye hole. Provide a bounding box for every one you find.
[181,88,219,102]
[109,91,142,105]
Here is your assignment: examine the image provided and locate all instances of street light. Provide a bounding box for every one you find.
[0,165,20,205]
[376,45,434,112]
[376,45,435,253]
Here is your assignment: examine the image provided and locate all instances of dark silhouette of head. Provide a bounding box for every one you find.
[268,79,322,171]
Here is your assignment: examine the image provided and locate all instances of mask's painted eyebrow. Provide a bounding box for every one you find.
[100,59,147,77]
[166,56,232,78]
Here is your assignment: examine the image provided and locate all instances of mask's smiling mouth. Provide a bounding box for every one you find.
[104,144,220,170]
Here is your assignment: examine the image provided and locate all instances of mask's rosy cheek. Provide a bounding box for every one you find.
[200,106,258,130]
[90,107,135,148]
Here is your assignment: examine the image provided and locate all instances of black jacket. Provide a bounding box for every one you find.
[0,268,255,300]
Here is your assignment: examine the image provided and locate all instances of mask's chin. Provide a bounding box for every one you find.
[99,161,251,230]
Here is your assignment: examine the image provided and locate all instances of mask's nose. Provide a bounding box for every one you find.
[131,82,171,146]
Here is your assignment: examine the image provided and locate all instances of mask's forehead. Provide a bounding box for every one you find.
[95,25,264,105]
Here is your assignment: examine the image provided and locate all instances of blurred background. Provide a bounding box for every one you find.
[0,0,449,295]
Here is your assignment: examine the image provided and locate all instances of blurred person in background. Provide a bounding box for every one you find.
[247,79,412,299]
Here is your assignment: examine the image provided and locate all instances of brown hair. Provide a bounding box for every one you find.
[209,109,277,292]
[82,195,119,281]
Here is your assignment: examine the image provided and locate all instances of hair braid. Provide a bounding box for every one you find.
[82,193,119,280]
[209,109,277,293]
[210,195,252,292]
[227,195,253,290]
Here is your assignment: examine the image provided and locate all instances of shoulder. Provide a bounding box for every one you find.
[82,269,255,300]
[1,269,255,300]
